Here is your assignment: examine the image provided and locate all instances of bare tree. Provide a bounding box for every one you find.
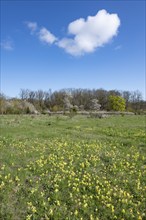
[63,96,73,111]
[19,89,29,100]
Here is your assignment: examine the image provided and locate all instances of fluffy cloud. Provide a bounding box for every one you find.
[38,27,57,44]
[1,39,14,51]
[26,9,120,56]
[57,10,120,56]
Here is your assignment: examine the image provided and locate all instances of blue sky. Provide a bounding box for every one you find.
[1,1,145,99]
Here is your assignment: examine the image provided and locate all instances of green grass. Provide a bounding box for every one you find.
[0,114,145,144]
[0,115,146,219]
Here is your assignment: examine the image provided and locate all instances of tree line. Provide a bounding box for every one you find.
[0,88,145,114]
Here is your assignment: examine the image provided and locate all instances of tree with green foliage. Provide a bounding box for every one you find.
[108,95,126,111]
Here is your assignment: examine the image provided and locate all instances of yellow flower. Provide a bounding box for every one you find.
[55,188,59,193]
[111,205,114,213]
[0,181,5,189]
[50,209,53,215]
[57,200,60,206]
[90,214,94,220]
[26,214,32,220]
[74,210,78,215]
[83,203,88,208]
[122,209,125,214]
[15,176,20,181]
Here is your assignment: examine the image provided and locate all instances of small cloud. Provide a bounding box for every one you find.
[25,21,38,34]
[57,9,120,56]
[114,45,122,50]
[26,21,57,44]
[38,27,57,44]
[1,39,14,51]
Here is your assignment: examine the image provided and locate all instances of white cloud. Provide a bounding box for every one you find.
[38,27,57,44]
[25,21,38,34]
[26,9,120,56]
[26,22,57,44]
[57,9,120,56]
[1,40,14,51]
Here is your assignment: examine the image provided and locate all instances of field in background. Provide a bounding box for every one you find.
[0,115,146,219]
[0,114,145,143]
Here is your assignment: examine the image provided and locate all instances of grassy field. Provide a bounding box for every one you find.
[0,115,146,220]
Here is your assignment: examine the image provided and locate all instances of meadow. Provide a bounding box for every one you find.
[0,114,146,220]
